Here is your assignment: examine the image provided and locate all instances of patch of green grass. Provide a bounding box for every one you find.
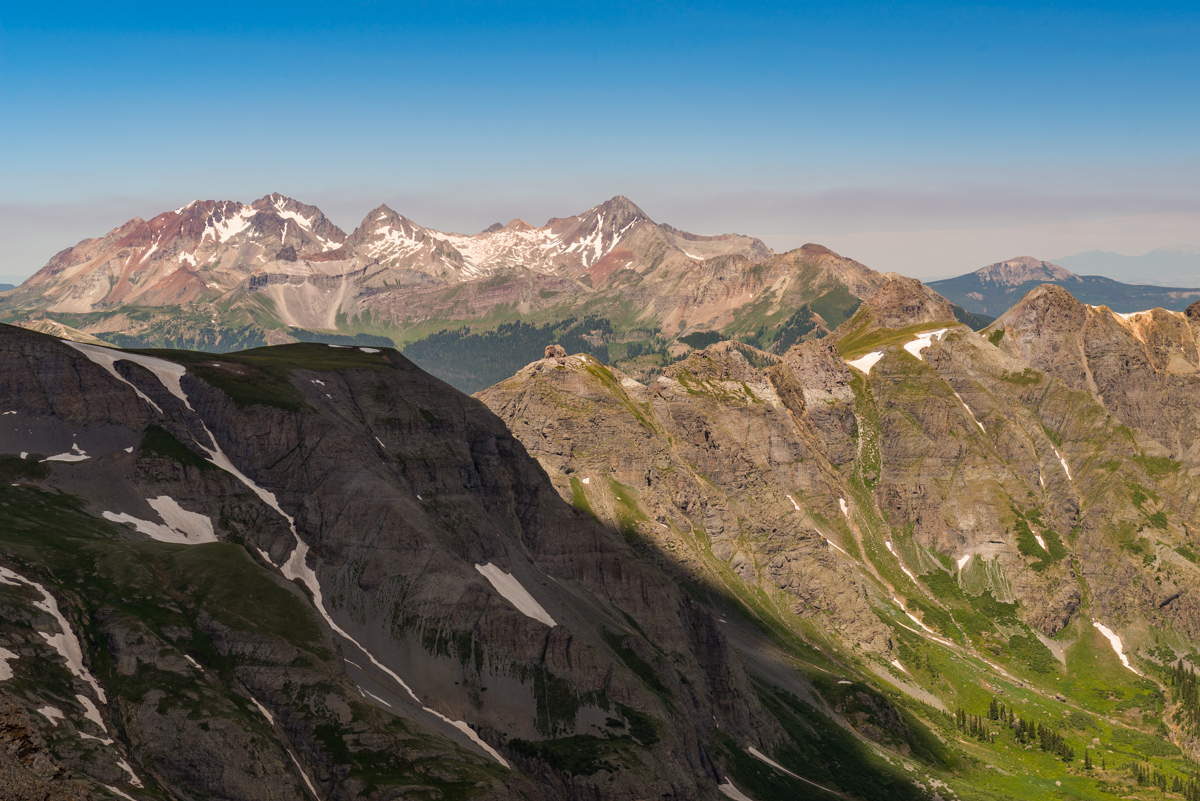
[1008,633,1060,675]
[1110,727,1181,757]
[568,477,596,518]
[143,342,391,411]
[988,328,1005,346]
[1133,455,1183,477]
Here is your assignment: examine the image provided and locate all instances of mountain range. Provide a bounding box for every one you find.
[6,245,1200,799]
[929,256,1200,317]
[0,194,991,393]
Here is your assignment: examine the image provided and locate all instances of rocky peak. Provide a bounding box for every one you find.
[863,274,957,328]
[975,256,1079,287]
[995,283,1089,335]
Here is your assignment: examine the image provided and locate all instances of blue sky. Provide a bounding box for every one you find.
[2,1,1197,280]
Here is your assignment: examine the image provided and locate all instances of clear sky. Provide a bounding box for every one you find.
[2,1,1197,281]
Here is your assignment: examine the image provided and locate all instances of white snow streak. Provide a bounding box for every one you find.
[1052,445,1073,480]
[956,554,971,570]
[361,687,393,707]
[838,498,849,517]
[475,563,557,627]
[250,696,276,725]
[786,494,801,511]
[359,347,380,353]
[891,659,909,673]
[1093,620,1140,675]
[951,390,986,432]
[0,566,106,702]
[884,541,919,584]
[846,351,884,373]
[64,340,193,414]
[104,785,137,801]
[903,329,949,360]
[1033,534,1047,552]
[117,758,143,787]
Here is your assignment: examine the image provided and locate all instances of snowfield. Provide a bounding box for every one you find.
[475,563,557,627]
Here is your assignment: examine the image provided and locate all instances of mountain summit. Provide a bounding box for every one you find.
[973,256,1079,287]
[930,255,1200,316]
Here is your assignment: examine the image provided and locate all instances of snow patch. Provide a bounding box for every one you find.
[203,206,257,244]
[891,659,909,673]
[0,566,106,702]
[184,654,201,669]
[786,494,801,511]
[957,554,971,570]
[846,351,884,373]
[1033,534,1047,551]
[718,781,754,801]
[359,347,380,353]
[42,442,89,463]
[0,647,17,680]
[104,785,137,801]
[838,498,849,517]
[903,328,949,360]
[38,706,64,725]
[76,694,105,731]
[103,496,215,546]
[582,477,590,484]
[475,563,557,627]
[1092,620,1141,675]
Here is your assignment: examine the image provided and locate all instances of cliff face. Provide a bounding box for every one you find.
[0,324,784,801]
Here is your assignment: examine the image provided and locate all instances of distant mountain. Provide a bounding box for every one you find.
[0,284,13,292]
[929,255,1200,316]
[1,194,934,391]
[1056,245,1200,286]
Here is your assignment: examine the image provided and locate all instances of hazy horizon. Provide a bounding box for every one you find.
[4,1,1198,282]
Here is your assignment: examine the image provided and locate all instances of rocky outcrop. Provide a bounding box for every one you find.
[0,692,92,801]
